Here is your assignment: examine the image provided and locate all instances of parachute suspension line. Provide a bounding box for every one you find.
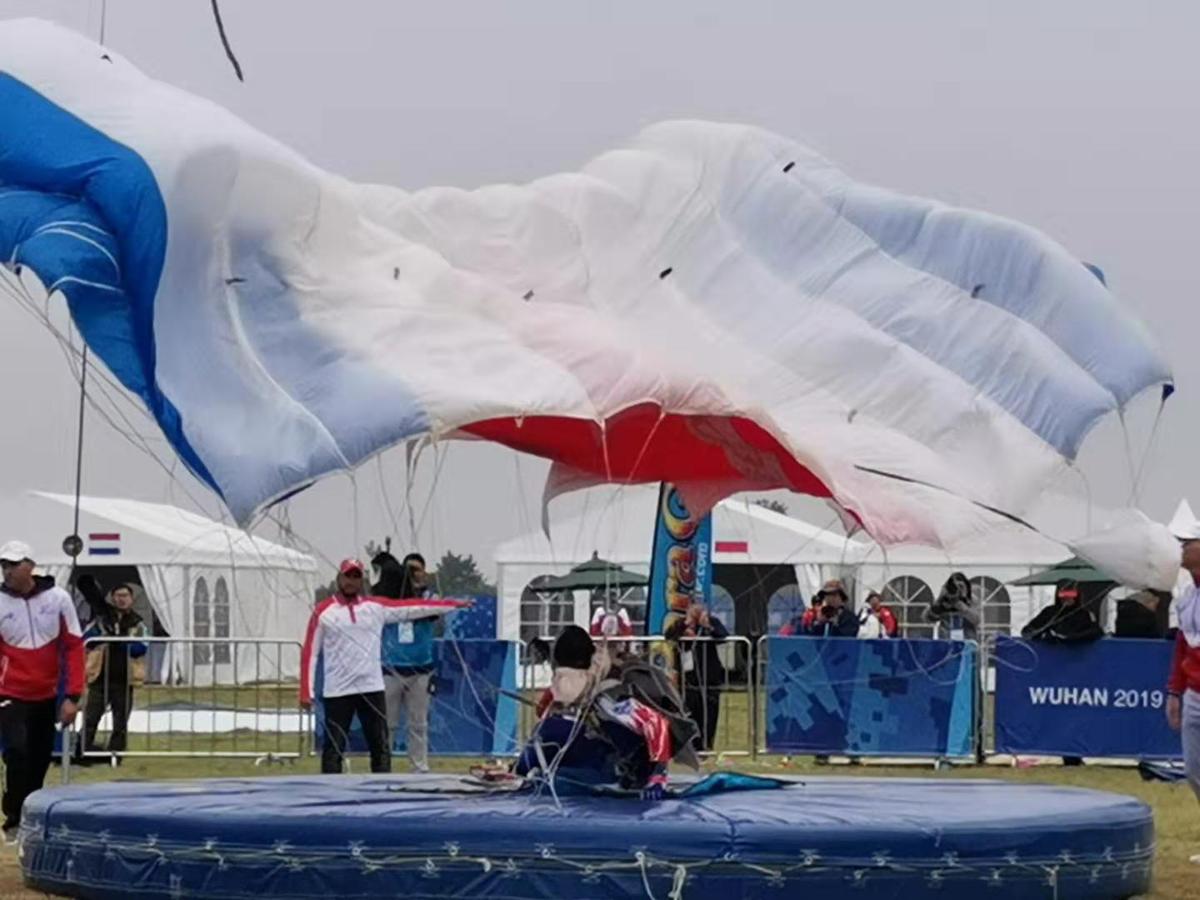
[69,342,89,587]
[97,0,108,44]
[726,514,845,606]
[576,408,666,562]
[412,442,450,552]
[404,440,419,550]
[209,0,245,82]
[1130,395,1168,507]
[376,454,404,550]
[1117,408,1141,506]
[350,471,361,561]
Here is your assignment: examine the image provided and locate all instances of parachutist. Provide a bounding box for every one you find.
[515,626,698,798]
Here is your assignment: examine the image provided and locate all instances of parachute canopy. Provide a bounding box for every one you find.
[0,20,1174,577]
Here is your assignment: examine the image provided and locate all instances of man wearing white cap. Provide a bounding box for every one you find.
[0,540,85,839]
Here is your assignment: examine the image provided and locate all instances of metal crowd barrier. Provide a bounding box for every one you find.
[70,636,308,771]
[518,634,755,759]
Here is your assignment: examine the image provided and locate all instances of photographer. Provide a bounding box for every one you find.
[802,581,859,637]
[924,572,980,641]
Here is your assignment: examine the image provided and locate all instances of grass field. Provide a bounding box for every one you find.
[2,688,1195,898]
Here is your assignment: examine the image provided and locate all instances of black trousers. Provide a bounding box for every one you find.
[683,681,721,752]
[83,675,133,754]
[0,697,58,828]
[321,691,391,774]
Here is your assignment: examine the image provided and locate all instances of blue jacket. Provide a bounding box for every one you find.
[381,617,437,675]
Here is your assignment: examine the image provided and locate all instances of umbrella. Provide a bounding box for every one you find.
[534,552,649,592]
[1009,556,1117,586]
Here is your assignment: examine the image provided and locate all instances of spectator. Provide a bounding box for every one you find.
[589,604,634,638]
[780,593,821,635]
[859,591,898,638]
[301,558,463,775]
[1115,590,1166,639]
[803,580,859,637]
[1167,539,1200,866]
[375,551,438,774]
[1022,580,1104,644]
[925,572,980,641]
[1023,579,1103,766]
[77,580,149,764]
[0,541,84,840]
[665,600,728,752]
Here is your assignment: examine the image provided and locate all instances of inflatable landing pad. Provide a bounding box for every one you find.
[21,774,1153,899]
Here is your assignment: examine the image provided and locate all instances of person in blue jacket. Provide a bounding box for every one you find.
[374,551,437,772]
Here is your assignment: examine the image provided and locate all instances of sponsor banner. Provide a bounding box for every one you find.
[994,635,1181,759]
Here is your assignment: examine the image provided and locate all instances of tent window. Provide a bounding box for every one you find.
[766,585,806,634]
[708,584,736,633]
[213,577,231,665]
[970,575,1011,640]
[882,576,935,638]
[519,585,575,643]
[193,577,211,665]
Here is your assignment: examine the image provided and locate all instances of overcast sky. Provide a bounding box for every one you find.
[1,0,1196,578]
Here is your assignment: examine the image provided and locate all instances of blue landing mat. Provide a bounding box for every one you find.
[21,774,1153,899]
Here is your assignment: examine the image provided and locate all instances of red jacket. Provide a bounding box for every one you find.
[877,605,899,637]
[1167,632,1200,696]
[0,578,85,702]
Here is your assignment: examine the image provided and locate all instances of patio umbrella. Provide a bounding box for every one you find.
[1009,556,1117,586]
[534,552,649,592]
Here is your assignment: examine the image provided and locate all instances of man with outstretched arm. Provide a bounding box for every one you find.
[300,558,465,774]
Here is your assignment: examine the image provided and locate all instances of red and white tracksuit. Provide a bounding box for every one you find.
[0,579,84,702]
[300,594,463,704]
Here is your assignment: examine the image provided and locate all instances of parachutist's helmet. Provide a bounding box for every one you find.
[553,625,595,670]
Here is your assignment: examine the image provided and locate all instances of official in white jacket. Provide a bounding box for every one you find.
[300,559,463,774]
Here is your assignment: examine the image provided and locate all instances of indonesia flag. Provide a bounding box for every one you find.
[88,533,121,557]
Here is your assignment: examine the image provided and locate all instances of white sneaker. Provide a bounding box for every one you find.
[2,826,19,846]
[1189,853,1200,866]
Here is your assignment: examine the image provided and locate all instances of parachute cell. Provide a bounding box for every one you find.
[0,20,1174,568]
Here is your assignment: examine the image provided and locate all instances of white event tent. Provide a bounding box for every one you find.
[494,488,1068,641]
[1,491,317,685]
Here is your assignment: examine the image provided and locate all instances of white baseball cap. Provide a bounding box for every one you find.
[0,540,34,564]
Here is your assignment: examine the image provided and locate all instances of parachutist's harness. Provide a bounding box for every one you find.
[515,656,699,795]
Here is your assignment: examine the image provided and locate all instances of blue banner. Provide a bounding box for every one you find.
[994,636,1181,759]
[645,483,713,635]
[765,637,977,757]
[315,639,519,757]
[445,594,497,640]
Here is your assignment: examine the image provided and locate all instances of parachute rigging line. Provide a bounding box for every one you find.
[209,0,244,82]
[68,342,89,590]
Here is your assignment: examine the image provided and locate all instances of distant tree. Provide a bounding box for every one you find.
[753,498,789,516]
[432,550,496,597]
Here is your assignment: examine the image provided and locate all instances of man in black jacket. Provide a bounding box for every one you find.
[1114,590,1165,639]
[665,601,728,752]
[1022,579,1102,765]
[1022,580,1104,644]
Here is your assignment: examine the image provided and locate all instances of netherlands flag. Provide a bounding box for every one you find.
[88,533,121,557]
